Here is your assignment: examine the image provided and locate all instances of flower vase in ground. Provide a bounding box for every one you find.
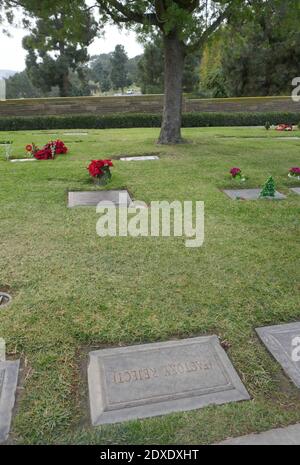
[2,141,13,160]
[88,160,114,186]
[94,169,111,186]
[288,167,300,181]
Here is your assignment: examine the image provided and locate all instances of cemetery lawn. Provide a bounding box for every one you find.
[1,127,300,444]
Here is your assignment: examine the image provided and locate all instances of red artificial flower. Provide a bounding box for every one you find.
[230,167,241,178]
[44,140,68,155]
[289,167,300,176]
[87,159,113,177]
[34,148,52,160]
[276,124,293,132]
[26,139,68,160]
[54,139,68,154]
[103,159,113,167]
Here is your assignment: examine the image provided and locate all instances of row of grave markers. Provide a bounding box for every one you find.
[67,187,300,208]
[6,152,299,200]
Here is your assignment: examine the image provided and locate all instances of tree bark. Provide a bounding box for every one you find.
[59,72,71,97]
[158,32,185,144]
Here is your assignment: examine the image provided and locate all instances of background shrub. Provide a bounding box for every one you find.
[0,111,299,131]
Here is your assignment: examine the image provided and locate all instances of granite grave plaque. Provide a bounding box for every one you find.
[68,190,133,208]
[10,159,37,163]
[88,336,250,425]
[120,156,159,161]
[0,360,20,443]
[291,188,300,195]
[276,136,300,140]
[256,322,300,388]
[223,189,286,201]
[63,132,88,136]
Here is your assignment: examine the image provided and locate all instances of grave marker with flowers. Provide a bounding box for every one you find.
[25,140,68,160]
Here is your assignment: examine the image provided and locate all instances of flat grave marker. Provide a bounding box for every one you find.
[10,159,37,163]
[276,137,300,140]
[290,188,300,195]
[120,156,160,162]
[68,189,133,208]
[223,189,286,201]
[63,132,88,136]
[256,322,300,388]
[0,360,20,443]
[216,136,300,140]
[88,336,250,426]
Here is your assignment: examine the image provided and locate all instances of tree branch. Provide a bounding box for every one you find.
[97,0,159,26]
[186,8,228,53]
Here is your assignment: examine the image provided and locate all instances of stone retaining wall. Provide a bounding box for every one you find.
[0,95,299,117]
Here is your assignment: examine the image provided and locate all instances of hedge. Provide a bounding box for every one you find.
[0,111,299,131]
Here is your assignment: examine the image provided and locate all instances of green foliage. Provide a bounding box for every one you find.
[110,45,130,92]
[137,40,164,94]
[183,53,201,93]
[89,51,141,93]
[199,32,228,97]
[222,0,300,96]
[126,55,142,85]
[260,176,276,198]
[89,53,113,92]
[96,0,238,50]
[138,37,200,94]
[198,1,300,97]
[5,71,43,99]
[0,111,299,131]
[23,3,97,97]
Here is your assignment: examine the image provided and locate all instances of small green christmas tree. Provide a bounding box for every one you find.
[260,176,276,198]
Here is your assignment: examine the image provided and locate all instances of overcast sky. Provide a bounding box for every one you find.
[0,16,144,72]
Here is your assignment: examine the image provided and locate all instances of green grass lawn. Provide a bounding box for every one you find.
[0,127,300,444]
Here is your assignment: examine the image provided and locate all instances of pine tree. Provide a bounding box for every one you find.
[110,45,129,94]
[260,176,276,198]
[23,5,97,97]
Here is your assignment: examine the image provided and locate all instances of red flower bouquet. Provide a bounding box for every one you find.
[288,167,300,179]
[88,159,113,185]
[230,167,246,182]
[276,124,293,132]
[25,140,68,160]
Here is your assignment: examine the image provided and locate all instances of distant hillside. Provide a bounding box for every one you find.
[0,70,17,79]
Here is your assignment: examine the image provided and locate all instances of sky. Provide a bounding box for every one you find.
[0,12,144,72]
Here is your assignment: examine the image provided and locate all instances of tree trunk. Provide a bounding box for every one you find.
[59,72,70,97]
[158,32,185,144]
